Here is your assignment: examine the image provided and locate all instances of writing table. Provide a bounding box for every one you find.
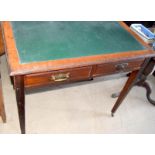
[1,21,155,133]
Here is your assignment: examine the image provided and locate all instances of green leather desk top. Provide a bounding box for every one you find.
[11,21,145,64]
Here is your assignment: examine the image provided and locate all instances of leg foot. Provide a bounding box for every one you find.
[111,92,120,98]
[88,78,94,81]
[111,112,114,117]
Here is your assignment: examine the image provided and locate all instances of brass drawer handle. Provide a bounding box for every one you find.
[51,73,70,82]
[115,63,129,71]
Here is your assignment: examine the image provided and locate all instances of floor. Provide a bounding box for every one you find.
[0,55,155,134]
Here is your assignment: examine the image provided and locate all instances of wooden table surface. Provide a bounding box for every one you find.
[1,21,153,76]
[11,21,144,63]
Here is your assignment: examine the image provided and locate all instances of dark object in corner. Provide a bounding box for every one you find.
[124,21,155,28]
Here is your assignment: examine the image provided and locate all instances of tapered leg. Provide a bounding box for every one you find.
[111,70,139,116]
[0,77,6,123]
[0,55,6,122]
[14,75,25,134]
[111,58,154,116]
[111,58,155,112]
[0,27,6,122]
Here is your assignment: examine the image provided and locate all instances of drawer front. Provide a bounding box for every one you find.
[25,66,92,88]
[94,59,144,77]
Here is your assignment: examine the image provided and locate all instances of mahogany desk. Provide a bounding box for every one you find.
[1,21,155,134]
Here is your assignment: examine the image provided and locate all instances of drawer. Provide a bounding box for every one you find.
[25,66,92,88]
[94,59,144,77]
